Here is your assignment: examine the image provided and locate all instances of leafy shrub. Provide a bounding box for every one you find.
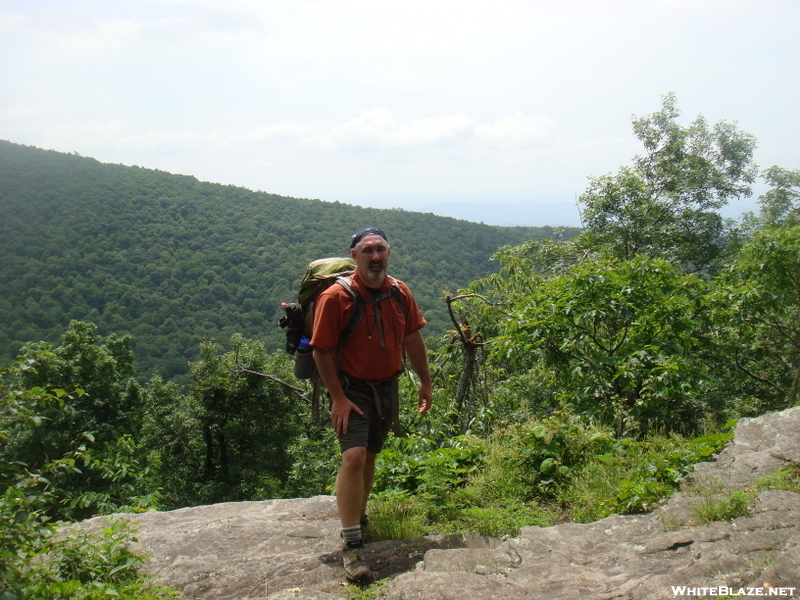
[563,424,735,521]
[373,434,486,500]
[3,519,178,600]
[284,423,339,498]
[468,413,615,503]
[1,362,177,600]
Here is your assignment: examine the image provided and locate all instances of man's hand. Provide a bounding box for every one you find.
[330,394,363,437]
[314,348,364,437]
[417,381,433,414]
[405,331,432,414]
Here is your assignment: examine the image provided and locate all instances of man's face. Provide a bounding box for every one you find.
[351,235,391,287]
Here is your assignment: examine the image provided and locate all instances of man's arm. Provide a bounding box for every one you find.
[313,348,363,437]
[404,330,432,413]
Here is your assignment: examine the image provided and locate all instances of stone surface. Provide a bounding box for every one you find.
[66,406,800,599]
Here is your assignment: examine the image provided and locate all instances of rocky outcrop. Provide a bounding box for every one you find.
[69,407,800,599]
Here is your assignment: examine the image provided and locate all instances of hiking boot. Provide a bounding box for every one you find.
[342,540,372,583]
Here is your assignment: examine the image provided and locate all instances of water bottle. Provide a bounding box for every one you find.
[297,335,312,354]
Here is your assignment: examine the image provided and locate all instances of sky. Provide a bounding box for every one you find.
[1,0,798,227]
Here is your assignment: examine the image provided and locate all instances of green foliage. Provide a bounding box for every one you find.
[566,426,734,521]
[0,139,572,383]
[454,503,553,538]
[713,226,800,409]
[342,579,391,600]
[485,256,713,435]
[753,166,800,228]
[687,462,800,526]
[0,362,177,600]
[579,92,757,273]
[16,321,142,449]
[691,490,752,525]
[283,422,339,499]
[138,374,206,509]
[753,463,800,494]
[63,435,162,516]
[367,490,427,541]
[468,415,616,502]
[371,406,735,537]
[374,434,486,503]
[3,322,155,521]
[2,519,178,600]
[141,335,306,507]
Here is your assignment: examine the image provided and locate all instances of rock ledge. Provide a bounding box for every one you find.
[70,407,800,599]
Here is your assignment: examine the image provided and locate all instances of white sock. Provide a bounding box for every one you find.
[341,524,362,545]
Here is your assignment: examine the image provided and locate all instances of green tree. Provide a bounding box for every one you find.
[755,166,800,228]
[139,376,206,509]
[142,335,306,506]
[0,361,175,600]
[484,255,713,435]
[579,92,757,273]
[6,321,150,520]
[713,226,800,409]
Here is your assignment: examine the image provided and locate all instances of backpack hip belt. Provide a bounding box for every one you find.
[339,371,402,437]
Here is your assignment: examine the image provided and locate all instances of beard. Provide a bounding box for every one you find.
[362,261,386,285]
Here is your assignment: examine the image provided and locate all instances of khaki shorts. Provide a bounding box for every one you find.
[336,378,392,454]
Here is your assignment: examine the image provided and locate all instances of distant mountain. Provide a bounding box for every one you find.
[0,140,578,383]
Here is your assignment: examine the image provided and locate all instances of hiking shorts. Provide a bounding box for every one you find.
[336,377,392,454]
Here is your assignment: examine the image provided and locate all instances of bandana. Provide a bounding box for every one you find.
[350,227,388,249]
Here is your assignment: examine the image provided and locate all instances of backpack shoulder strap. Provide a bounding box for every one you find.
[334,276,364,347]
[333,276,408,348]
[385,276,406,317]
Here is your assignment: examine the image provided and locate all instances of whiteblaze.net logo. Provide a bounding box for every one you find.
[671,585,796,597]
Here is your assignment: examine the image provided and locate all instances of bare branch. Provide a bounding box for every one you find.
[231,368,312,405]
[445,294,490,348]
[448,293,502,306]
[733,354,787,396]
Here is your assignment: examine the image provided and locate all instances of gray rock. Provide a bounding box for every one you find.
[65,406,800,599]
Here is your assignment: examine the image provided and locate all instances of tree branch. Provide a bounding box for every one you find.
[231,368,313,406]
[733,354,787,396]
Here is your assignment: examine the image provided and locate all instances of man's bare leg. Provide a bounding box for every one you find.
[337,446,367,528]
[337,446,372,582]
[362,450,377,515]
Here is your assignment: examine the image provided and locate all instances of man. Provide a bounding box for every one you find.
[311,227,433,583]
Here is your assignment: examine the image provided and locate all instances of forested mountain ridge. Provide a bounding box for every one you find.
[0,139,572,382]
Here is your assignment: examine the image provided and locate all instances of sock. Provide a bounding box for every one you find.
[341,524,362,545]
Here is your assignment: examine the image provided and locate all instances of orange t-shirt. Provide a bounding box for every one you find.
[310,272,426,383]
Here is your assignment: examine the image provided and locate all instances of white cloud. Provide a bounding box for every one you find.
[474,114,556,148]
[317,109,473,150]
[245,158,273,170]
[44,121,128,146]
[0,103,38,122]
[117,130,206,151]
[41,121,208,154]
[244,110,557,152]
[246,123,315,144]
